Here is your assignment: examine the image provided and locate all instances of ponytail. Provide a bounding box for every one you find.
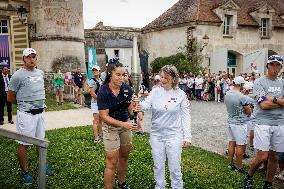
[103,62,124,85]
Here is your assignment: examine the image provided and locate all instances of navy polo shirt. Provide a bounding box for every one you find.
[97,83,133,122]
[72,73,84,88]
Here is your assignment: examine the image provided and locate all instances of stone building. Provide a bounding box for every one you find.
[141,0,284,75]
[84,22,142,73]
[0,0,85,73]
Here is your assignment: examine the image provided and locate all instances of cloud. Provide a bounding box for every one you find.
[120,0,128,3]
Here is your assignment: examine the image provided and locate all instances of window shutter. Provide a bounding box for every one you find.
[10,16,29,72]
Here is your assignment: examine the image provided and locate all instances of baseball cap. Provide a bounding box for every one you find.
[243,81,253,90]
[92,65,100,71]
[23,48,37,57]
[154,75,160,81]
[267,55,283,65]
[233,76,245,85]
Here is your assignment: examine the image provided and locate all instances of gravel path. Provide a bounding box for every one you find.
[142,100,229,155]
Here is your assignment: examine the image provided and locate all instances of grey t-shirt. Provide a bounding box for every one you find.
[88,78,103,103]
[246,94,257,122]
[224,90,250,125]
[9,68,45,112]
[253,76,284,126]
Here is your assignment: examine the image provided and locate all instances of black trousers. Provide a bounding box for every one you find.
[0,93,12,122]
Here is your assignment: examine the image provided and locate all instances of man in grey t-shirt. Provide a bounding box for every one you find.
[244,55,284,189]
[225,76,252,174]
[7,48,53,185]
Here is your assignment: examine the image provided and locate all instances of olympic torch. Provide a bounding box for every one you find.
[131,36,140,124]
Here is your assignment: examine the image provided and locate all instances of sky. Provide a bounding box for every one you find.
[83,0,179,29]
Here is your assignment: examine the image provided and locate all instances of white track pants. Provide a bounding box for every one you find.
[150,136,183,189]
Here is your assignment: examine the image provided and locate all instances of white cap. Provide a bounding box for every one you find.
[23,48,37,57]
[92,65,100,71]
[154,75,160,81]
[233,76,245,85]
[243,81,254,90]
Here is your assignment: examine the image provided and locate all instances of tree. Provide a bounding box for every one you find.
[150,39,204,74]
[179,38,204,74]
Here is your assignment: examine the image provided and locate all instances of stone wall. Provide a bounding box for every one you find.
[195,24,284,74]
[84,23,141,69]
[141,23,284,74]
[32,41,85,72]
[105,47,133,73]
[29,0,85,72]
[141,26,188,64]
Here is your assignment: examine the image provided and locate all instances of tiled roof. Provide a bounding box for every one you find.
[87,22,141,32]
[142,0,200,31]
[142,0,284,32]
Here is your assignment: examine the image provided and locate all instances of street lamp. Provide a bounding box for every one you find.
[200,34,209,52]
[17,6,37,33]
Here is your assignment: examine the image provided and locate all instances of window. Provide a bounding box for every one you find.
[0,20,8,34]
[227,52,237,66]
[114,50,119,57]
[260,18,269,37]
[223,15,232,36]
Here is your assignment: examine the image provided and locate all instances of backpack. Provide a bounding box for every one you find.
[91,78,101,95]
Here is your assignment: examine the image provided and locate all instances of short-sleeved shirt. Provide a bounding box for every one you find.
[73,73,84,88]
[253,76,284,126]
[97,83,133,122]
[245,94,257,122]
[52,72,64,86]
[224,90,250,125]
[9,68,45,112]
[88,78,103,103]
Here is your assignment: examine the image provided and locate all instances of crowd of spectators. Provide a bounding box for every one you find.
[142,71,284,102]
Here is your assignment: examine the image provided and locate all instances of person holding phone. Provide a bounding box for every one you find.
[52,66,64,105]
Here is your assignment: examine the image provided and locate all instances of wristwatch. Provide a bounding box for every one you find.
[273,97,278,104]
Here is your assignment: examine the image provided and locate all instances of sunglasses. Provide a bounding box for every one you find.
[268,56,283,63]
[26,55,37,59]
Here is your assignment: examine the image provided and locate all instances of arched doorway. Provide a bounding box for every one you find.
[227,50,243,76]
[227,52,236,75]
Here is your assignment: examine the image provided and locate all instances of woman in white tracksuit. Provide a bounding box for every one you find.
[139,65,192,189]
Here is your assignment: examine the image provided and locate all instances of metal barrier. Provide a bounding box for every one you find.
[64,84,85,105]
[0,128,49,189]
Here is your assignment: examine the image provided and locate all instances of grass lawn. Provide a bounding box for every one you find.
[4,93,76,116]
[0,126,266,189]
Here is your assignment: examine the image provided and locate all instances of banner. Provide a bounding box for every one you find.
[87,47,97,80]
[0,35,10,68]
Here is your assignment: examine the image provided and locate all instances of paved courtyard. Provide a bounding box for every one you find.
[143,100,228,155]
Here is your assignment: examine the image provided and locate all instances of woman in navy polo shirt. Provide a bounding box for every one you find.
[97,62,136,189]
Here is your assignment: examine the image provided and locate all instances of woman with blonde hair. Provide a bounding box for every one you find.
[137,65,192,189]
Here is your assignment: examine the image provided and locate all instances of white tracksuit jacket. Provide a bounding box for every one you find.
[140,86,192,189]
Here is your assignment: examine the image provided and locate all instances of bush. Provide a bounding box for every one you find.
[150,53,188,73]
[151,39,206,74]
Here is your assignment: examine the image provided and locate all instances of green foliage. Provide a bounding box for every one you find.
[150,39,205,74]
[0,126,265,189]
[150,53,186,73]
